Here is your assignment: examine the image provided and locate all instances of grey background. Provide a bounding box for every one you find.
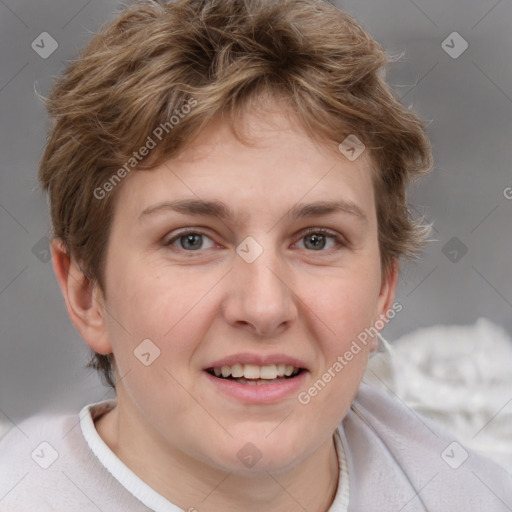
[1,0,511,424]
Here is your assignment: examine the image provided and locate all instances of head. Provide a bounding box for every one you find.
[39,0,432,475]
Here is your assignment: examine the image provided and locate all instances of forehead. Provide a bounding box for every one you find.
[112,105,377,228]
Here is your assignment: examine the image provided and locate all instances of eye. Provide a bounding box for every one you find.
[165,230,216,251]
[296,228,346,251]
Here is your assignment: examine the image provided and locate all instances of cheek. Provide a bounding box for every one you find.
[300,277,379,428]
[103,262,219,375]
[303,266,381,343]
[105,259,201,334]
[102,265,208,409]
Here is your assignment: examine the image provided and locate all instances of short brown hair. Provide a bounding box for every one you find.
[38,0,433,389]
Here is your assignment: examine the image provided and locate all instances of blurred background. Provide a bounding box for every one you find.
[0,0,511,459]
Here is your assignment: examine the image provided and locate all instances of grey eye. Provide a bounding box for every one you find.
[303,233,327,250]
[167,231,215,251]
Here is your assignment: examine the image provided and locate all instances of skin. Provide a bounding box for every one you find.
[52,102,398,512]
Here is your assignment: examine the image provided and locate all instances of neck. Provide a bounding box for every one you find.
[95,399,340,512]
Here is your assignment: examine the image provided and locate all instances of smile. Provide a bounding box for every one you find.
[206,363,302,383]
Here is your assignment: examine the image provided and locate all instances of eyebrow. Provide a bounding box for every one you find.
[139,198,368,224]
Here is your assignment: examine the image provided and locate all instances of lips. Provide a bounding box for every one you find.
[203,353,308,386]
[203,362,308,403]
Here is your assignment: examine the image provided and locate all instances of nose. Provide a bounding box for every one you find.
[222,240,298,337]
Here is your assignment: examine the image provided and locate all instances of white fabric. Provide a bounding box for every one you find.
[365,317,512,474]
[0,398,349,511]
[1,383,511,511]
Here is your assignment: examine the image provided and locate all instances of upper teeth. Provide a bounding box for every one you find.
[212,364,299,379]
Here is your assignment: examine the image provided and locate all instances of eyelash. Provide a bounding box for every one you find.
[164,227,347,254]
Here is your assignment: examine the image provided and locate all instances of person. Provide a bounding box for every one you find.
[1,0,511,510]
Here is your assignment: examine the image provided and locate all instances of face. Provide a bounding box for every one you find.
[96,104,396,475]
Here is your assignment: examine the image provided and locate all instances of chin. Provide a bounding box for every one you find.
[203,436,306,476]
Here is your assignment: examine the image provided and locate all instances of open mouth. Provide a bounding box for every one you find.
[205,364,306,385]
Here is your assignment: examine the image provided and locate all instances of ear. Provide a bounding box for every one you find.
[50,238,112,355]
[369,258,399,352]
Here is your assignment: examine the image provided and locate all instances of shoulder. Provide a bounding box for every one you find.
[0,410,79,511]
[0,409,76,466]
[0,403,149,512]
[340,383,512,511]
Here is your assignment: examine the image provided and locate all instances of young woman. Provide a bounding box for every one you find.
[1,1,510,510]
